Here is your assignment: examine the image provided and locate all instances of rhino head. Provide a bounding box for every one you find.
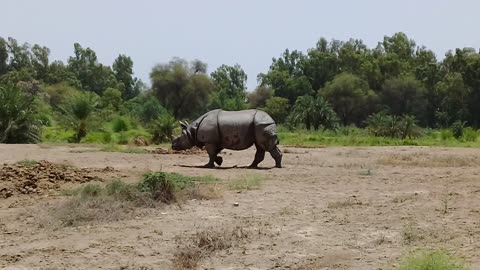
[172,120,194,151]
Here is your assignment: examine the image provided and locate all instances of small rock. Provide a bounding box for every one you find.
[233,202,239,207]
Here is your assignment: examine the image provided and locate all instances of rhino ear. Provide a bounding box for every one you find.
[179,121,187,129]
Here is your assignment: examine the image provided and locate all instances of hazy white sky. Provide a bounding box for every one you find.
[2,0,480,91]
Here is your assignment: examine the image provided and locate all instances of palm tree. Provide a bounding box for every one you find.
[289,95,315,130]
[312,96,338,130]
[150,113,177,143]
[56,92,98,143]
[289,95,338,130]
[0,83,41,143]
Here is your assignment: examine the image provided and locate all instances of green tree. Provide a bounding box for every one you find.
[113,54,138,100]
[209,64,248,110]
[31,44,50,81]
[0,37,8,76]
[45,60,75,85]
[303,39,340,92]
[262,97,290,123]
[247,85,273,109]
[101,87,123,110]
[150,58,213,119]
[435,72,470,127]
[320,73,377,126]
[6,37,32,72]
[380,75,427,123]
[67,43,117,94]
[259,49,313,104]
[0,83,41,143]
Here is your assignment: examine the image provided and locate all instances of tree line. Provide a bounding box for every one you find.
[1,32,480,144]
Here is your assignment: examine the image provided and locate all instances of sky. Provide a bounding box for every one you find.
[2,0,480,91]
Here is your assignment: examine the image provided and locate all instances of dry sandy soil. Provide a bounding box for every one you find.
[1,144,480,270]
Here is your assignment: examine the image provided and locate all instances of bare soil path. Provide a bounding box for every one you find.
[1,144,479,269]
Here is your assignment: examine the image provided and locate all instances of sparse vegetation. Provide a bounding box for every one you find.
[228,173,265,190]
[402,220,424,245]
[397,249,468,270]
[173,225,250,270]
[327,197,364,209]
[16,159,39,167]
[42,172,220,228]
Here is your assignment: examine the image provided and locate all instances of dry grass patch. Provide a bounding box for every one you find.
[327,197,365,209]
[392,193,418,204]
[378,152,480,167]
[37,172,221,228]
[228,173,264,190]
[173,224,251,270]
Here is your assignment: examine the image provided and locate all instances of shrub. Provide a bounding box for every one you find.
[462,127,478,142]
[365,112,421,139]
[150,113,177,143]
[450,120,467,139]
[139,172,176,203]
[0,83,42,143]
[112,117,129,132]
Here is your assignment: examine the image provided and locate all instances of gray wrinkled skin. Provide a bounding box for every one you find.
[172,109,282,168]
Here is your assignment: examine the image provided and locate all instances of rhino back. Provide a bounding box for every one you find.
[215,110,257,150]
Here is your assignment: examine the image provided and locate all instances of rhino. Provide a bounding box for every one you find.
[172,109,282,168]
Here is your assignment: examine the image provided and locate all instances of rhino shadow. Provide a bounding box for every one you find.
[174,164,275,170]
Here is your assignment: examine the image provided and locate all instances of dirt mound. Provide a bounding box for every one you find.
[148,147,205,155]
[0,161,112,198]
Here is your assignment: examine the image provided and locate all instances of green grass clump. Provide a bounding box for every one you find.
[100,144,147,154]
[112,117,130,132]
[397,249,468,270]
[16,159,39,167]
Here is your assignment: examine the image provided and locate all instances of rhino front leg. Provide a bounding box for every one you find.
[249,144,265,168]
[269,146,282,168]
[204,144,221,168]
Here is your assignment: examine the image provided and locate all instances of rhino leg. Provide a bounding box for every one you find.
[214,150,223,166]
[269,146,282,168]
[249,144,265,168]
[204,144,222,168]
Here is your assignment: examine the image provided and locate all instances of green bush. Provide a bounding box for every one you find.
[451,120,467,139]
[112,117,129,132]
[80,184,103,198]
[150,113,177,143]
[139,172,176,203]
[365,112,421,139]
[462,127,478,142]
[440,129,454,140]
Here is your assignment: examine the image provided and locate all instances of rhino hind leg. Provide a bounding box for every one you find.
[249,144,265,168]
[269,146,282,168]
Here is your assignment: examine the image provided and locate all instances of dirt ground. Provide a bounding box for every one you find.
[1,144,480,270]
